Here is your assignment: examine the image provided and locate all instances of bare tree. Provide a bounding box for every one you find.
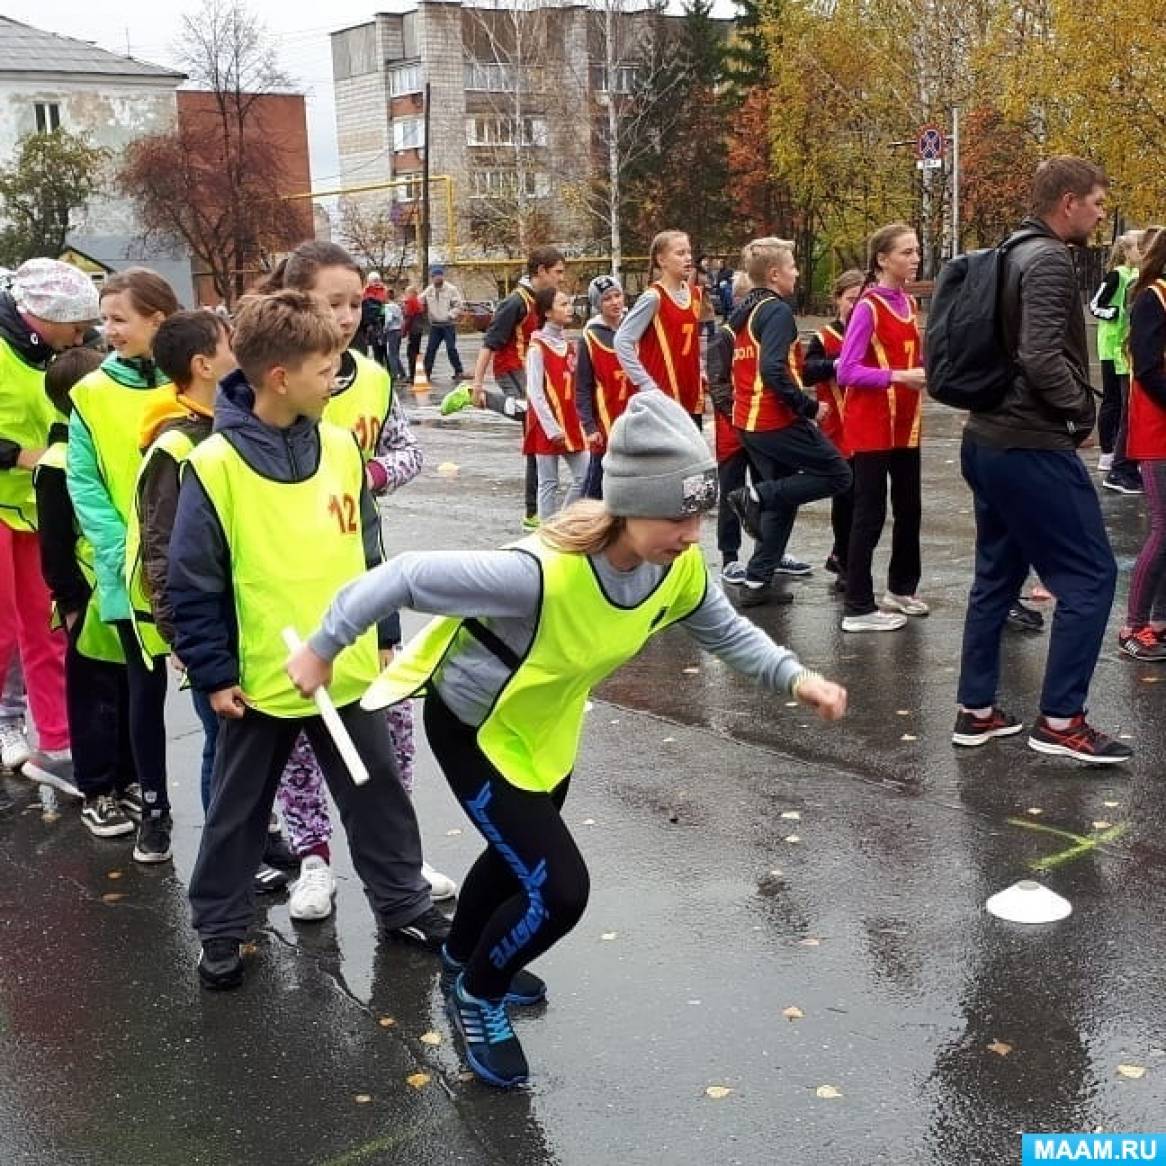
[336,196,415,281]
[120,0,310,302]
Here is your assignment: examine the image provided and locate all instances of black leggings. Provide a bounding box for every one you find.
[424,693,590,1001]
[114,622,169,815]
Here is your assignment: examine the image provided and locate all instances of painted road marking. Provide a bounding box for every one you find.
[1006,817,1129,872]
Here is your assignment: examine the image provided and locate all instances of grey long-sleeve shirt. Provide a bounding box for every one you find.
[614,285,694,393]
[309,547,806,727]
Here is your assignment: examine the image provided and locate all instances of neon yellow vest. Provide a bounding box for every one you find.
[0,337,55,532]
[188,421,379,718]
[125,426,195,657]
[68,368,174,523]
[323,351,393,459]
[366,537,709,793]
[33,443,124,663]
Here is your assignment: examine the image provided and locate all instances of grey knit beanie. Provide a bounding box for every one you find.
[603,392,717,518]
[588,274,623,314]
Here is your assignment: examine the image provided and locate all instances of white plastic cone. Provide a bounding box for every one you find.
[985,879,1072,924]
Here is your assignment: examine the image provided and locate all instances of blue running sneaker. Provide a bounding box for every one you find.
[440,946,547,1006]
[447,973,529,1088]
[775,554,812,576]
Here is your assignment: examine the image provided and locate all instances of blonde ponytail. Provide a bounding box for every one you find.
[537,500,625,556]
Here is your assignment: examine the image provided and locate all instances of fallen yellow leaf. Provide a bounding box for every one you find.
[436,462,459,478]
[240,942,259,957]
[354,1093,372,1104]
[107,871,123,880]
[406,1072,431,1089]
[987,1040,1013,1057]
[101,892,125,904]
[798,937,822,947]
[815,1085,843,1099]
[600,931,618,941]
[1026,807,1043,816]
[705,1086,733,1099]
[1116,1064,1146,1080]
[683,667,699,675]
[784,700,798,708]
[1103,800,1120,808]
[896,709,911,716]
[419,1031,442,1047]
[782,1006,805,1021]
[1091,821,1112,831]
[781,810,801,821]
[901,733,918,742]
[378,1016,396,1029]
[784,835,801,844]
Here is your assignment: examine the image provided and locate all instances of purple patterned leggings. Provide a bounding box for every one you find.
[1127,460,1166,628]
[276,701,417,856]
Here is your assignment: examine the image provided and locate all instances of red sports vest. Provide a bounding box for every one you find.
[523,336,586,455]
[841,293,922,453]
[809,324,848,456]
[492,285,538,378]
[635,281,703,415]
[1127,280,1166,461]
[583,325,631,439]
[731,299,802,433]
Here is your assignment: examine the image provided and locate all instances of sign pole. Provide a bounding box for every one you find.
[951,105,961,258]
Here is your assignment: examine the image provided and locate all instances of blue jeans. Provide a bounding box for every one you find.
[424,323,464,379]
[957,438,1117,717]
[192,689,220,813]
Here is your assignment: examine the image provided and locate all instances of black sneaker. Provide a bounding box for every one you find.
[384,904,451,951]
[737,580,794,608]
[253,863,289,895]
[952,707,1024,748]
[1119,626,1166,662]
[824,553,844,576]
[1102,474,1143,495]
[1028,715,1133,765]
[726,487,763,540]
[447,973,529,1088]
[81,793,135,838]
[1006,602,1044,633]
[132,813,173,864]
[117,782,144,822]
[198,938,244,991]
[440,945,547,1006]
[262,830,301,870]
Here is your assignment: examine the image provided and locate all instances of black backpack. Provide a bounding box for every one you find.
[925,230,1041,412]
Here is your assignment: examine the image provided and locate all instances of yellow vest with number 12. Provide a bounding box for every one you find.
[187,421,379,718]
[363,537,709,793]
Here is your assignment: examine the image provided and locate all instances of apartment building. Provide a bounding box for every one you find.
[331,0,678,278]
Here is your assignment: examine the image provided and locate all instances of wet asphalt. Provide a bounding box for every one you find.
[2,388,1165,1166]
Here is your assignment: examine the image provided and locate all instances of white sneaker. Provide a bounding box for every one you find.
[423,860,458,902]
[22,749,82,799]
[841,611,908,633]
[720,561,747,585]
[881,591,930,617]
[288,856,336,921]
[1097,453,1114,473]
[0,722,31,772]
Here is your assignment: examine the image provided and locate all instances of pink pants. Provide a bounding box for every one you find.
[0,525,69,751]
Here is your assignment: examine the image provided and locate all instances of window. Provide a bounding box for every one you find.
[470,169,551,200]
[466,116,548,147]
[34,102,61,133]
[392,115,425,152]
[389,64,422,96]
[465,61,516,92]
[392,175,424,203]
[591,64,640,94]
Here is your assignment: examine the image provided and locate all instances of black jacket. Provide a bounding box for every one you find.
[165,371,393,694]
[727,289,817,420]
[965,217,1096,450]
[34,422,90,616]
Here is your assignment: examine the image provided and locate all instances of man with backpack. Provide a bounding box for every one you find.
[933,155,1131,764]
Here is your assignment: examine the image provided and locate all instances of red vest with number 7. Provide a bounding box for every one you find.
[583,324,631,440]
[841,292,922,453]
[523,336,587,455]
[635,281,704,415]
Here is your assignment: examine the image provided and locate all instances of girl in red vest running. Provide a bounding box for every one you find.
[799,269,864,588]
[614,230,705,426]
[524,288,591,519]
[835,224,928,632]
[1118,225,1166,661]
[288,390,847,1089]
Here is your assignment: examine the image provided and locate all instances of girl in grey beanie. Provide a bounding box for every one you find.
[288,389,847,1092]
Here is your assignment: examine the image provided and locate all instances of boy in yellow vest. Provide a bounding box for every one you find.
[167,290,449,990]
[288,391,847,1088]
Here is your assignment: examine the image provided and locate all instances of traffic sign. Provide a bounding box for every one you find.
[916,158,943,170]
[916,125,945,161]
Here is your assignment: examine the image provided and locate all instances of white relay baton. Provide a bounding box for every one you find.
[282,627,370,786]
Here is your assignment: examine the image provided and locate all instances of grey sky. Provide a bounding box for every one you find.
[9,0,735,191]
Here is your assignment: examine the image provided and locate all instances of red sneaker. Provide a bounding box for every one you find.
[1027,715,1132,765]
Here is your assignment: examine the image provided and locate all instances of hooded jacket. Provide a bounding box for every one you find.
[165,370,392,694]
[728,288,817,421]
[964,217,1096,450]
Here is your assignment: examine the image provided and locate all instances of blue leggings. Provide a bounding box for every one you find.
[424,692,589,1001]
